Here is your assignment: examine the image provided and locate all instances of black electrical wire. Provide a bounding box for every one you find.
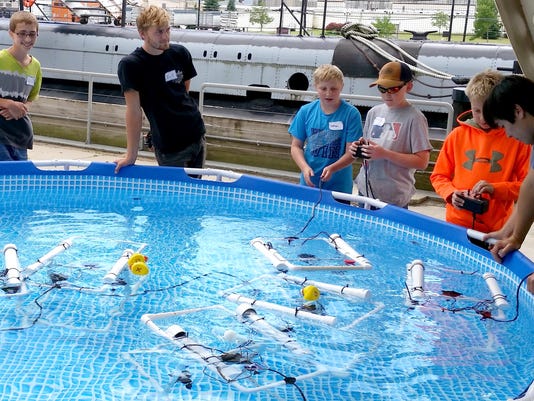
[0,283,60,331]
[291,180,324,238]
[265,367,307,401]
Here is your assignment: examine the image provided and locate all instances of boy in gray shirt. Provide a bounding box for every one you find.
[351,61,432,208]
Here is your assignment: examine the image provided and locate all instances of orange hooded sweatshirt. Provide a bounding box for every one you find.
[431,110,531,232]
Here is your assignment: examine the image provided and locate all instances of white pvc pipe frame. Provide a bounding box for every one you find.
[226,293,337,326]
[278,273,371,300]
[141,305,329,393]
[221,273,378,332]
[235,303,310,355]
[23,238,73,278]
[250,235,371,271]
[404,258,510,311]
[21,239,148,295]
[326,233,372,269]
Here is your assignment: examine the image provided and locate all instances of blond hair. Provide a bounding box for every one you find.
[313,64,344,85]
[136,5,170,32]
[465,70,504,101]
[9,11,38,32]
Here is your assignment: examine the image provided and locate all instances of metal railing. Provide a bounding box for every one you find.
[199,82,455,133]
[40,68,120,144]
[37,68,455,145]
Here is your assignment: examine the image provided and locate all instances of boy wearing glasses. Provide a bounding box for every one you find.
[115,5,205,173]
[351,61,431,208]
[0,11,41,161]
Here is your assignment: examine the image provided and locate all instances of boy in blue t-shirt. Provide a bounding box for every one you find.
[289,64,362,194]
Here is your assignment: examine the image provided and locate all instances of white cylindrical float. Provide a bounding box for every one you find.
[483,272,509,309]
[279,273,371,300]
[407,259,425,298]
[327,234,371,269]
[23,238,73,278]
[103,249,134,283]
[236,304,309,355]
[165,324,188,339]
[3,244,22,289]
[250,238,295,271]
[227,293,336,325]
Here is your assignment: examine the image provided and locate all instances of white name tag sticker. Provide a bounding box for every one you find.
[165,70,178,82]
[26,76,35,86]
[373,117,385,127]
[329,121,343,130]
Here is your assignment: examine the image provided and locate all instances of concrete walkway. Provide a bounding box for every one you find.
[27,138,534,261]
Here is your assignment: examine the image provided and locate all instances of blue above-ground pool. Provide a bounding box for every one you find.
[0,160,532,401]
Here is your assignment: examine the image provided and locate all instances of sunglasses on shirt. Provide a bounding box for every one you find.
[377,83,406,94]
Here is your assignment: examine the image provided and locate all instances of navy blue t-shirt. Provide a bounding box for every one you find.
[118,44,205,153]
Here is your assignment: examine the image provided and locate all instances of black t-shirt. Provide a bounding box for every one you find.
[118,44,205,153]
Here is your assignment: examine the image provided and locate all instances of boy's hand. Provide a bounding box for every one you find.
[114,153,138,174]
[0,100,28,120]
[302,167,315,187]
[321,166,333,182]
[471,180,494,196]
[451,190,468,209]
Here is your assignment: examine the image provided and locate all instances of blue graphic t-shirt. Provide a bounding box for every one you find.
[289,99,362,193]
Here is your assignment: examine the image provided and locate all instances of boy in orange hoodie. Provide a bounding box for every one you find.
[430,70,531,232]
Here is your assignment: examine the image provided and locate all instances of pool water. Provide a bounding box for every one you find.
[0,165,532,401]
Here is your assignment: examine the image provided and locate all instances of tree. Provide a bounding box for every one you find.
[472,0,501,40]
[204,0,219,12]
[431,11,449,33]
[249,0,273,32]
[226,0,236,12]
[371,16,396,38]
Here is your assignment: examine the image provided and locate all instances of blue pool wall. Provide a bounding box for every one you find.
[1,160,533,283]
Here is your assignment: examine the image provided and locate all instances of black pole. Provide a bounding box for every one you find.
[320,0,327,38]
[121,0,126,27]
[19,0,23,11]
[197,0,201,29]
[302,0,307,34]
[278,0,283,35]
[462,0,471,42]
[447,0,455,41]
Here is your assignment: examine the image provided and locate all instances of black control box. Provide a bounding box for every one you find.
[458,193,489,214]
[354,145,369,159]
[352,140,370,159]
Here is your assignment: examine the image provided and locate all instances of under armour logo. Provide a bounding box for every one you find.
[462,150,503,172]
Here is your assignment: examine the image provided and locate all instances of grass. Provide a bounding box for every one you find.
[407,32,511,44]
[279,28,511,45]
